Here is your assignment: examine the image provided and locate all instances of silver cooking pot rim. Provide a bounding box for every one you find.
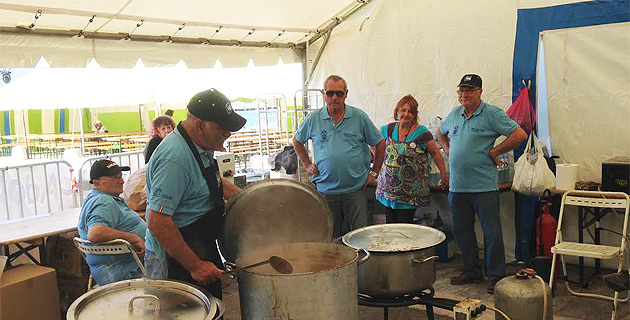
[67,278,223,320]
[342,223,446,253]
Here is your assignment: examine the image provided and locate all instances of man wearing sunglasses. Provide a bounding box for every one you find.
[437,74,527,294]
[293,75,385,237]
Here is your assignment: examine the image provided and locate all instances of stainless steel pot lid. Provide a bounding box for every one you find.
[222,179,333,262]
[342,223,446,252]
[67,279,223,320]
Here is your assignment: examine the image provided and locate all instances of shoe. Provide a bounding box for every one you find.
[486,279,499,294]
[450,272,483,285]
[603,272,630,292]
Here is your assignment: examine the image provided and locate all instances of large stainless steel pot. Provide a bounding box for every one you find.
[67,279,223,320]
[221,179,369,319]
[231,242,368,320]
[342,223,445,298]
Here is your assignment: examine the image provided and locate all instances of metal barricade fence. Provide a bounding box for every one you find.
[76,150,145,203]
[0,160,77,222]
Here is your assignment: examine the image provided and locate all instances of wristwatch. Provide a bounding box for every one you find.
[369,171,378,178]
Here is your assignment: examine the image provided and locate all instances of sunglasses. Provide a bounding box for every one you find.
[325,90,345,97]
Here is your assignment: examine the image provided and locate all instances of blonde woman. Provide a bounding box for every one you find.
[375,95,448,223]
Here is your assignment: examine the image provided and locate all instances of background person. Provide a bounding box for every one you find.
[293,74,385,237]
[437,74,527,294]
[375,94,448,223]
[94,121,108,133]
[77,159,147,285]
[144,88,244,299]
[144,115,176,164]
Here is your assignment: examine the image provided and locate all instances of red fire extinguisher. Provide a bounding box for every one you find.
[536,190,557,258]
[533,189,558,284]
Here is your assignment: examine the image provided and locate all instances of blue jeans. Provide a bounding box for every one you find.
[448,191,505,280]
[324,189,368,237]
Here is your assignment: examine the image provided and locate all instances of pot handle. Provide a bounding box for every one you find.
[128,294,160,312]
[209,297,225,320]
[412,255,439,265]
[357,248,371,265]
[224,262,237,277]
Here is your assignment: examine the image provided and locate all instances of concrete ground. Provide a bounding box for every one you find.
[219,254,629,320]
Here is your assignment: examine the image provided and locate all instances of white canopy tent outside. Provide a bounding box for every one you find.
[1,0,629,266]
[0,0,369,68]
[0,64,156,153]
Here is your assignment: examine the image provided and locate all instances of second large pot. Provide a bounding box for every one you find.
[233,242,368,320]
[342,223,445,298]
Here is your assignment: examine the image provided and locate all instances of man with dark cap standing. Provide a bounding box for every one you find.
[437,74,527,294]
[144,88,245,298]
[78,159,147,285]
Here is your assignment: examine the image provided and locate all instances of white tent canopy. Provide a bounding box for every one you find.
[0,0,369,68]
[0,67,153,110]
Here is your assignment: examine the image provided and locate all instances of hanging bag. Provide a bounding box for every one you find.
[506,86,536,133]
[512,132,556,196]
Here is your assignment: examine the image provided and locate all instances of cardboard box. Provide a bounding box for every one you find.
[46,231,89,278]
[0,264,61,320]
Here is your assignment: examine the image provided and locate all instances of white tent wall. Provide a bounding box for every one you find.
[541,22,630,182]
[41,109,55,134]
[67,108,85,134]
[13,108,28,138]
[308,0,586,126]
[538,23,630,270]
[308,0,611,263]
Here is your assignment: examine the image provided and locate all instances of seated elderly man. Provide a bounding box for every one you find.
[77,159,147,285]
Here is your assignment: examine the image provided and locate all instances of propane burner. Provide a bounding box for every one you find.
[358,288,460,320]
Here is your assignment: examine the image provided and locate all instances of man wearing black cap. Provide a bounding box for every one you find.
[77,159,147,285]
[437,74,527,294]
[144,88,245,298]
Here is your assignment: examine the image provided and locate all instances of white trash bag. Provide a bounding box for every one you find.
[512,132,555,196]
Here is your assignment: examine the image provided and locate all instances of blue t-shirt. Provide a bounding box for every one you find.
[440,101,518,192]
[294,105,383,194]
[145,126,215,259]
[77,189,147,285]
[376,123,429,209]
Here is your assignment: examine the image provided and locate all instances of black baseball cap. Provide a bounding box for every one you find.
[457,74,482,88]
[89,160,130,183]
[187,88,247,132]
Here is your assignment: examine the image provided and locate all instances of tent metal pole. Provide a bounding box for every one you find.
[307,0,372,46]
[307,29,332,85]
[79,108,85,155]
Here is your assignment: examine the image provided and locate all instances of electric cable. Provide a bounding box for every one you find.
[488,306,512,320]
[535,274,548,320]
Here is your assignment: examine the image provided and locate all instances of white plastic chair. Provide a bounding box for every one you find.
[73,237,147,290]
[549,190,630,320]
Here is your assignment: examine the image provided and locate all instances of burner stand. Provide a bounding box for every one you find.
[358,288,459,320]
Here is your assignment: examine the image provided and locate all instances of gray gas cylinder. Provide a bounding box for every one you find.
[494,269,553,320]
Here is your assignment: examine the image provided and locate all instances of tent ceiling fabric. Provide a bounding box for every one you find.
[0,0,364,68]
